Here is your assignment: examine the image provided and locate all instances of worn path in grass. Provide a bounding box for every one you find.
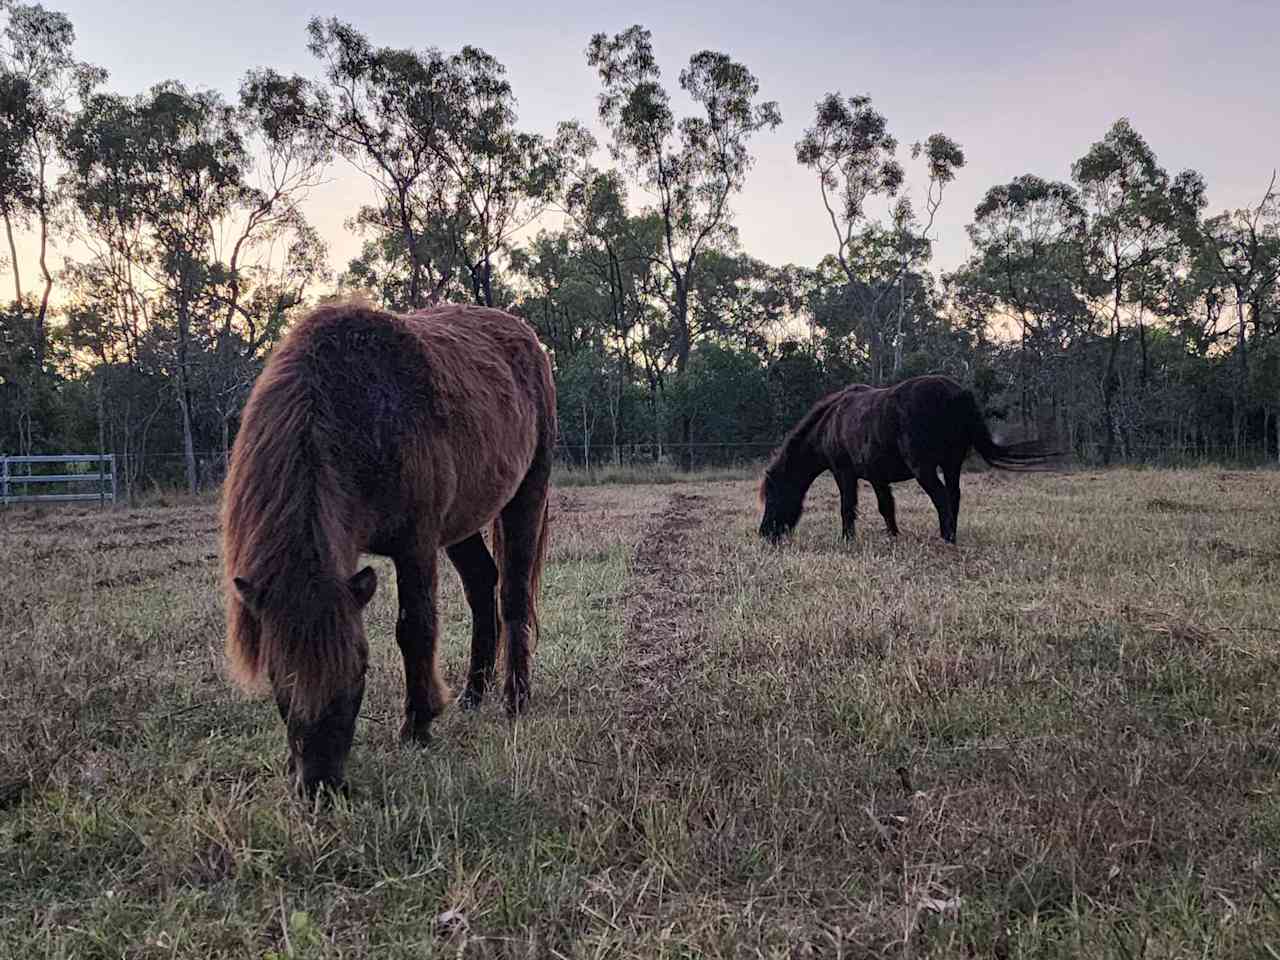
[620,490,733,727]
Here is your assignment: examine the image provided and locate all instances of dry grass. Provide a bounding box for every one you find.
[2,468,1280,957]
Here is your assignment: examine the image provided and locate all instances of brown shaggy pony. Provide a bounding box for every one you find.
[758,375,1054,544]
[221,301,555,795]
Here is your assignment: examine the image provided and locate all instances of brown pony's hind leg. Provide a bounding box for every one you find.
[394,542,449,744]
[496,466,551,718]
[446,532,499,711]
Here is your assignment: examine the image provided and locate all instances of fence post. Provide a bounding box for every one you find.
[1,455,7,507]
[98,454,106,509]
[110,454,117,505]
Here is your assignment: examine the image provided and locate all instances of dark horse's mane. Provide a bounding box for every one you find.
[757,388,853,504]
[221,302,397,718]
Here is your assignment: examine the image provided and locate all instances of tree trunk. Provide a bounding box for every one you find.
[613,354,626,466]
[36,236,52,373]
[33,165,53,371]
[177,385,198,495]
[1101,327,1121,467]
[1234,302,1248,457]
[892,262,906,378]
[1137,316,1149,386]
[673,276,693,472]
[222,414,231,479]
[3,209,20,302]
[96,378,109,506]
[176,292,199,495]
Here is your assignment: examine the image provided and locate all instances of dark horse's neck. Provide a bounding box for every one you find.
[761,417,830,537]
[771,429,828,497]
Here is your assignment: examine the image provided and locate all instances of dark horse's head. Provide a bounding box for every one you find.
[758,468,806,542]
[231,567,378,798]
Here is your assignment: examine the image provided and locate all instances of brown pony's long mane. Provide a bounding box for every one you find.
[221,302,375,720]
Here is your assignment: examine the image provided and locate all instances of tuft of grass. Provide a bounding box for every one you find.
[3,468,1280,955]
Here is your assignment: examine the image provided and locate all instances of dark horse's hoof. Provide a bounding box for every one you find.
[457,687,484,712]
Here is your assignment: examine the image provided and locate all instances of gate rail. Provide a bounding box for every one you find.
[1,454,116,507]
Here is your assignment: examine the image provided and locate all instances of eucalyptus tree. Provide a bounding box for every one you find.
[961,174,1089,429]
[586,24,780,466]
[1071,118,1205,462]
[796,92,963,382]
[251,19,566,310]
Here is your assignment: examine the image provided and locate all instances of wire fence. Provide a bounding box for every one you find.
[3,438,1275,509]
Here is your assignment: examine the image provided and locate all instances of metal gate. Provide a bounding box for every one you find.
[0,454,116,507]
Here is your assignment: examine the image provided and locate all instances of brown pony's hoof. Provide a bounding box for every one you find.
[399,716,434,746]
[505,686,530,718]
[296,775,349,804]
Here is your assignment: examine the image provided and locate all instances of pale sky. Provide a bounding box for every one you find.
[14,0,1280,285]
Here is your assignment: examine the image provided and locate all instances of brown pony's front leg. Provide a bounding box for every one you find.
[394,543,449,743]
[445,532,499,710]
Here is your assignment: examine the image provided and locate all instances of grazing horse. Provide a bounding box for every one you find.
[221,300,555,796]
[758,375,1054,544]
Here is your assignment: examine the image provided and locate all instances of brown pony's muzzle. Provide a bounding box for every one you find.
[276,679,365,798]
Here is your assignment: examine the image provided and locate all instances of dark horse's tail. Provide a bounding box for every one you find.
[963,392,1061,471]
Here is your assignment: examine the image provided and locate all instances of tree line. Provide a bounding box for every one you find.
[2,3,1277,497]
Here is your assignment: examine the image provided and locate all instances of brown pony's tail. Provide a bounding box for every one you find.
[490,497,551,651]
[965,392,1062,471]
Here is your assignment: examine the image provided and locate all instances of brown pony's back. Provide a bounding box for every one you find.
[222,301,555,726]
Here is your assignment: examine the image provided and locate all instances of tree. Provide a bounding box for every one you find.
[252,19,565,311]
[1196,173,1280,449]
[0,0,103,367]
[560,164,667,459]
[64,81,327,491]
[1072,118,1205,463]
[960,175,1089,434]
[586,24,781,467]
[796,93,963,382]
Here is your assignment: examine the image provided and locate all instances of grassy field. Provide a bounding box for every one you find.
[2,467,1280,957]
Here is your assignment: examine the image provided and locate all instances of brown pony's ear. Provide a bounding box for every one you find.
[233,576,263,614]
[349,566,377,609]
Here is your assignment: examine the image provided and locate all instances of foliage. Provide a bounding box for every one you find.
[2,8,1279,473]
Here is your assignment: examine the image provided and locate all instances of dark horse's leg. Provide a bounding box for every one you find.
[942,459,963,542]
[496,461,551,718]
[912,465,956,544]
[834,470,859,540]
[872,482,899,536]
[447,532,499,711]
[394,543,448,744]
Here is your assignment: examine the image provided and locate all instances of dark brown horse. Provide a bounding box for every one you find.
[221,300,556,795]
[759,375,1054,544]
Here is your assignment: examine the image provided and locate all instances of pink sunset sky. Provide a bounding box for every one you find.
[9,0,1279,288]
